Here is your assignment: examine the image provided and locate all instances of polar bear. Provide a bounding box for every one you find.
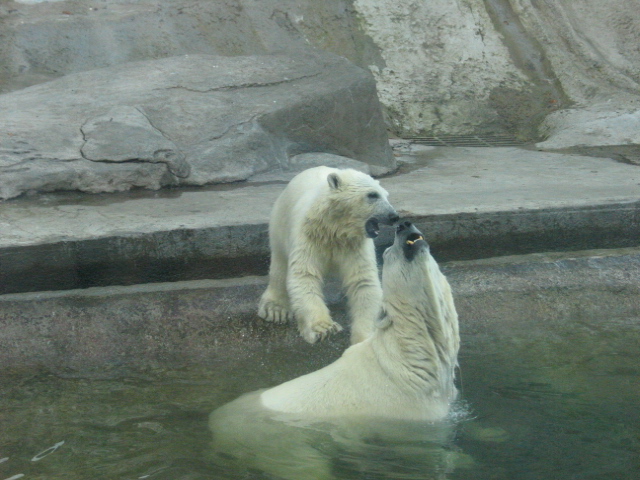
[209,222,462,479]
[258,166,399,344]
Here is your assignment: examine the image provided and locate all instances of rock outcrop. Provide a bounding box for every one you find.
[2,0,640,164]
[0,51,394,200]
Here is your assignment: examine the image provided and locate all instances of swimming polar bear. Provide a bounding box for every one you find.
[209,222,462,479]
[258,166,399,344]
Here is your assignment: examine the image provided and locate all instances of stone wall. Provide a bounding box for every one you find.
[2,0,640,151]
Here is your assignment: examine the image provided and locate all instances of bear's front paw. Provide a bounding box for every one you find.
[299,318,343,344]
[258,300,293,324]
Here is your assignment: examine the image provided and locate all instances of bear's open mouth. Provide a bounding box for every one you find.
[405,233,424,245]
[365,218,380,238]
[401,230,428,261]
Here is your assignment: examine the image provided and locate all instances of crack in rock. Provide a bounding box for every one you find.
[163,72,324,94]
[79,105,190,178]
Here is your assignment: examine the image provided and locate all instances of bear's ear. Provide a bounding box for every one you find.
[376,309,392,329]
[327,172,342,190]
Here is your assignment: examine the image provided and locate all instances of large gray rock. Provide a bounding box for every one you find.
[0,0,376,94]
[353,0,538,137]
[537,104,640,151]
[0,51,394,200]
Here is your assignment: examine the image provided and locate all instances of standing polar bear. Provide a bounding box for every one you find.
[258,166,399,344]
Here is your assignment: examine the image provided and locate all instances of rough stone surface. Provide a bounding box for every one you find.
[353,0,533,136]
[4,0,640,142]
[537,106,640,150]
[353,0,640,142]
[512,0,640,106]
[0,51,394,200]
[511,0,640,149]
[3,0,640,143]
[248,152,374,183]
[80,105,190,178]
[0,0,377,93]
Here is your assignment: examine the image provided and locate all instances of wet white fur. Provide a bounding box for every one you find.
[210,234,461,479]
[258,166,396,344]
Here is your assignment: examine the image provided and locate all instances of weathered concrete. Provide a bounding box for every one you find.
[0,275,283,372]
[1,248,638,372]
[1,146,639,293]
[0,51,394,200]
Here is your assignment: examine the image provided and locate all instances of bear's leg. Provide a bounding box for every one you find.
[339,246,383,344]
[258,248,293,324]
[287,253,343,344]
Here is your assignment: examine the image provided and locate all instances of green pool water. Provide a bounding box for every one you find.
[1,311,638,480]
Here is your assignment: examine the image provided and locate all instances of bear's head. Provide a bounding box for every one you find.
[326,169,399,239]
[381,221,433,299]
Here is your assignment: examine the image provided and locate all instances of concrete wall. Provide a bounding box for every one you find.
[1,249,638,372]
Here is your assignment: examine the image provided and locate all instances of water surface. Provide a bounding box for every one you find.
[1,313,638,480]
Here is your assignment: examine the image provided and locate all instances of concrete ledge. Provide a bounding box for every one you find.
[1,147,639,293]
[0,274,336,374]
[0,224,270,294]
[1,248,638,373]
[409,201,640,261]
[1,201,639,295]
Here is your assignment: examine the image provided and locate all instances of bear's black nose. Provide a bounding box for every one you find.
[389,213,400,224]
[396,221,412,233]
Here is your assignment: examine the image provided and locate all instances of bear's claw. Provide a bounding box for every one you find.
[300,320,343,344]
[258,301,292,324]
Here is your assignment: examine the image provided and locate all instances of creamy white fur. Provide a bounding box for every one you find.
[258,166,397,344]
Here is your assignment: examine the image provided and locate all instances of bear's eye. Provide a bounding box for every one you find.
[367,192,380,200]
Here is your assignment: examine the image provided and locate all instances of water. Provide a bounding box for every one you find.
[1,316,638,480]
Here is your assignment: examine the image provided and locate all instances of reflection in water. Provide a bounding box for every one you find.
[31,440,65,462]
[209,389,471,480]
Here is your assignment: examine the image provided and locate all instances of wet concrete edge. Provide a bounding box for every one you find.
[2,200,639,294]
